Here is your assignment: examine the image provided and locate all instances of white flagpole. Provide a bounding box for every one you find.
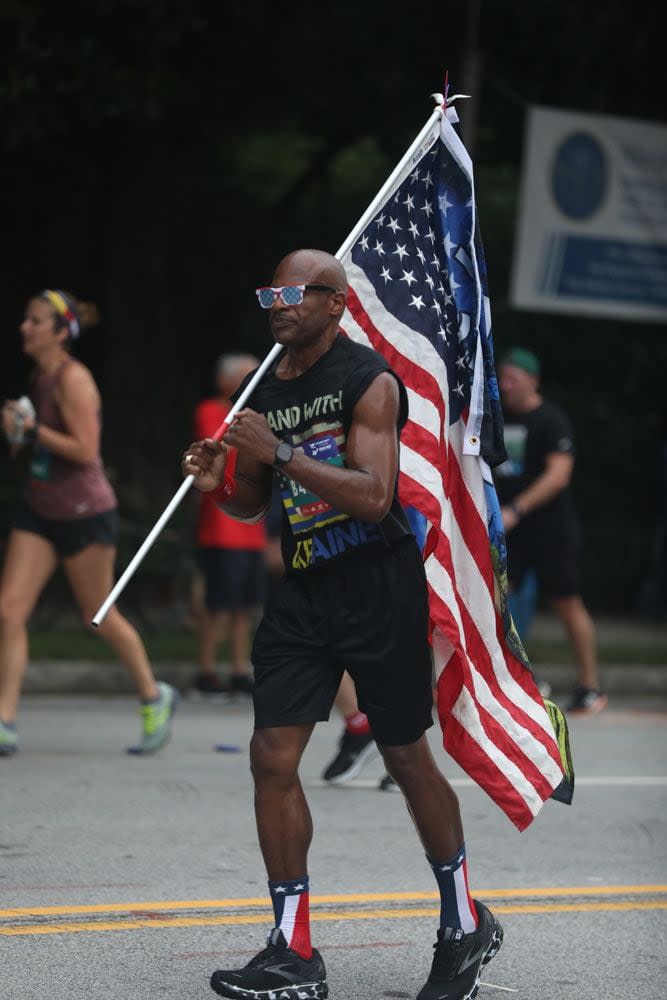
[92,94,450,627]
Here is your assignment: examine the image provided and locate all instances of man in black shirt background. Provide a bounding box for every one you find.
[494,347,606,715]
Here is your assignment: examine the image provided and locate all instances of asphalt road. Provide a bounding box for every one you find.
[1,693,666,1000]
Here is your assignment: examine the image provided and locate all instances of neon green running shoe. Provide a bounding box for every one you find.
[127,682,178,755]
[0,720,18,756]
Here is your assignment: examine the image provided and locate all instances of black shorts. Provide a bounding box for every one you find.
[12,503,119,558]
[197,547,267,612]
[251,537,434,746]
[507,525,581,599]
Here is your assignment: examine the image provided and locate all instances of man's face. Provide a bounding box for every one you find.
[265,265,341,348]
[499,363,538,411]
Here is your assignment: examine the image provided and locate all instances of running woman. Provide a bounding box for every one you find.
[0,289,177,756]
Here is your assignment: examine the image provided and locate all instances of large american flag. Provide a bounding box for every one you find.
[339,105,573,831]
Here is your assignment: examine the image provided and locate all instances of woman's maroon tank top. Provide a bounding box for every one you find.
[23,359,117,520]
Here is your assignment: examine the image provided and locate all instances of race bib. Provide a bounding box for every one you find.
[279,434,347,536]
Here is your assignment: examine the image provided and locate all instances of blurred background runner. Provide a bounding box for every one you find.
[321,505,430,791]
[0,289,176,756]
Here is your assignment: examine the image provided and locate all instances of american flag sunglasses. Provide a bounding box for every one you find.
[255,284,339,308]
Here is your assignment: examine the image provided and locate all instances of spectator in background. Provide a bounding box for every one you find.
[494,347,606,715]
[191,353,267,697]
[0,289,177,756]
[321,669,383,785]
[263,481,382,789]
[321,504,429,792]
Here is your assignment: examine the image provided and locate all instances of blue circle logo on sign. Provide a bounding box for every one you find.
[550,131,608,221]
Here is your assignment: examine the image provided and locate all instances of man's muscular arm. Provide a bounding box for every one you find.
[222,372,401,523]
[228,451,274,521]
[181,439,273,522]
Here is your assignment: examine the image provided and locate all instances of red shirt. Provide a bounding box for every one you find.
[193,398,267,550]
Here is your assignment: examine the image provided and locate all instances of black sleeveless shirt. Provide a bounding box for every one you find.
[233,334,412,575]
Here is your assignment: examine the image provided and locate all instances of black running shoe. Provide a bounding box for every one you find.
[191,673,227,697]
[378,772,400,792]
[228,673,254,696]
[416,900,503,1000]
[321,728,378,783]
[210,928,328,999]
[566,686,608,715]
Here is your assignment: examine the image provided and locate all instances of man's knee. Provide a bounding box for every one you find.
[381,734,432,781]
[250,728,305,783]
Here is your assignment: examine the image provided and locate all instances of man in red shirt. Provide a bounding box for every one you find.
[191,353,268,696]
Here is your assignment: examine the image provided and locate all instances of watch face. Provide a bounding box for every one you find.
[274,442,293,467]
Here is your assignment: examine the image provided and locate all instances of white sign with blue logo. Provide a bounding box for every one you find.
[510,105,667,323]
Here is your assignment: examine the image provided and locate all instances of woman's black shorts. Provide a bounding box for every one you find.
[251,537,434,746]
[12,503,119,558]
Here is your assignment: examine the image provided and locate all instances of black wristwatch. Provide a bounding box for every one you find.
[273,440,294,470]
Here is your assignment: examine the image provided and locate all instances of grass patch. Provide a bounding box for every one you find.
[526,639,667,665]
[30,629,203,661]
[26,629,667,665]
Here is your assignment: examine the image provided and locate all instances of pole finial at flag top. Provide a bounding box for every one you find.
[430,89,471,125]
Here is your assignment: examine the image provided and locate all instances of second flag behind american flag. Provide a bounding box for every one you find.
[337,93,574,831]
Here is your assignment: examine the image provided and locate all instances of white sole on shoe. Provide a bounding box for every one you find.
[325,741,380,785]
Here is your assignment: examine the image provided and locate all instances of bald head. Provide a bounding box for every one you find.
[273,249,348,295]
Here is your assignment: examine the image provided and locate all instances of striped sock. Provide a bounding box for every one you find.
[268,876,312,959]
[427,844,478,932]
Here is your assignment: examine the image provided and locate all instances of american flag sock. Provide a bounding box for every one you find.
[344,710,371,734]
[427,844,479,932]
[268,876,312,959]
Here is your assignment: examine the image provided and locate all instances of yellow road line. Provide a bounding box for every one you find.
[2,900,666,937]
[2,884,665,919]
